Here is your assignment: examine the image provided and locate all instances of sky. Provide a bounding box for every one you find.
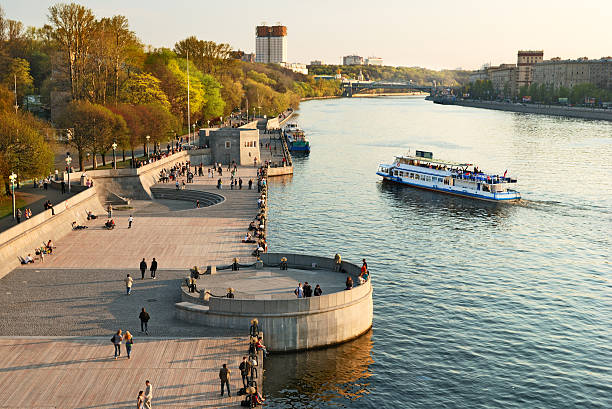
[2,0,611,70]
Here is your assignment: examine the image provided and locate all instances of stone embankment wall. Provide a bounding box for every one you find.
[0,187,105,279]
[453,100,612,121]
[82,150,212,201]
[175,253,374,352]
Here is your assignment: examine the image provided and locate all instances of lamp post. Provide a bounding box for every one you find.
[112,142,118,169]
[65,153,72,193]
[220,116,223,127]
[192,123,196,146]
[9,172,16,219]
[146,135,150,157]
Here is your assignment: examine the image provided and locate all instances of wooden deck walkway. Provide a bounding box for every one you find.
[0,337,252,408]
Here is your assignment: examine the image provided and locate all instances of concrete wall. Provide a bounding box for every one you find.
[175,253,373,352]
[209,128,261,166]
[0,187,105,280]
[454,100,612,121]
[266,165,293,177]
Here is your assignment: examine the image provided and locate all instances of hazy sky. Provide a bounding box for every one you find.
[3,0,611,70]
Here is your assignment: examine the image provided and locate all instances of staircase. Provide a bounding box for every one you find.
[150,187,225,207]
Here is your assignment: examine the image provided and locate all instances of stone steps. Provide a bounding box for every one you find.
[150,187,224,207]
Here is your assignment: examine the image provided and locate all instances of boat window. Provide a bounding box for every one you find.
[414,174,420,180]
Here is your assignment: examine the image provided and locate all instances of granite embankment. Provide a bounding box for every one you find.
[451,100,612,121]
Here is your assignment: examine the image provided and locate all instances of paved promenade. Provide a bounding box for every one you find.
[0,337,248,408]
[0,166,266,407]
[18,167,260,270]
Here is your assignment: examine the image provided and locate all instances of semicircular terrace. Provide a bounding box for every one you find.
[150,186,225,207]
[175,253,373,352]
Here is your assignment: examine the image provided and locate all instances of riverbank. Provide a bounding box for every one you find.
[449,99,612,121]
[301,92,427,102]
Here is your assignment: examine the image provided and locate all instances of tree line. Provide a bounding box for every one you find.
[0,2,341,183]
[461,80,612,105]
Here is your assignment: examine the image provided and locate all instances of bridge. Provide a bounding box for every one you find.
[341,80,434,97]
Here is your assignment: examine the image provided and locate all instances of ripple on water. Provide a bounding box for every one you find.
[263,97,612,409]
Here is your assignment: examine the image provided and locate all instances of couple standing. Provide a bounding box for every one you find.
[137,380,153,408]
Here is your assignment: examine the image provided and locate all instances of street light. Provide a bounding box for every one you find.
[9,172,17,219]
[146,135,150,157]
[192,123,196,146]
[112,142,118,169]
[65,152,72,193]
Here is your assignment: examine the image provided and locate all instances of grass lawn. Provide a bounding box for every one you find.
[0,197,28,219]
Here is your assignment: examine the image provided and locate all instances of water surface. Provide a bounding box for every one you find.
[264,97,612,408]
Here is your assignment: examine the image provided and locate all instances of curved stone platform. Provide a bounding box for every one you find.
[150,186,225,207]
[175,253,373,352]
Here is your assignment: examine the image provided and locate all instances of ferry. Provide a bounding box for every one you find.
[377,150,520,202]
[283,123,311,154]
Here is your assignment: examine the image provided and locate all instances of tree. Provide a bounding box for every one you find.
[0,110,53,192]
[107,103,144,161]
[56,100,122,169]
[0,58,34,103]
[198,74,225,121]
[119,72,170,109]
[48,3,96,100]
[135,103,176,152]
[174,37,233,75]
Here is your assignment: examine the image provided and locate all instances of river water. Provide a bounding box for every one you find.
[263,97,611,408]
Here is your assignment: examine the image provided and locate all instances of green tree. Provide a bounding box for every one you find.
[0,58,34,103]
[119,72,170,110]
[0,110,53,191]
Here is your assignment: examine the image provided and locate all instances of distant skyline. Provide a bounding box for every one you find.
[3,0,611,70]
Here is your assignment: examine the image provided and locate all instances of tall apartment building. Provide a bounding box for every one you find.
[532,57,612,89]
[310,60,322,66]
[255,25,287,64]
[343,55,364,65]
[489,64,518,96]
[517,50,544,90]
[365,57,383,66]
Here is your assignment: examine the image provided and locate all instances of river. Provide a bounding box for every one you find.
[263,97,612,408]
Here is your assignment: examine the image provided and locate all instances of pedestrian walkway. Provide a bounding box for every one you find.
[0,183,77,233]
[0,337,247,408]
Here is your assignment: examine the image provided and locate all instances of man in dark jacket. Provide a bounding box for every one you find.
[303,282,313,297]
[140,258,147,279]
[239,356,251,387]
[139,307,150,334]
[219,364,231,397]
[150,258,158,279]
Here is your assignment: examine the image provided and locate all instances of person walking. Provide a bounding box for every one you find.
[139,308,150,334]
[125,274,133,295]
[128,215,134,228]
[144,380,153,409]
[61,180,66,194]
[111,329,122,360]
[219,363,231,397]
[150,258,157,279]
[140,258,147,280]
[124,331,134,359]
[107,204,113,218]
[16,209,21,224]
[239,356,251,388]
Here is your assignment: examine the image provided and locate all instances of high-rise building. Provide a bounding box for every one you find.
[365,57,383,66]
[310,60,323,66]
[255,25,287,64]
[343,55,364,65]
[517,50,544,90]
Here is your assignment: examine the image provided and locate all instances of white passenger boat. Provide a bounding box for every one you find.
[377,150,520,202]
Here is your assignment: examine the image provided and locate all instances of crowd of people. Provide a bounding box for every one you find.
[133,145,184,168]
[158,160,192,184]
[245,167,268,258]
[20,239,55,264]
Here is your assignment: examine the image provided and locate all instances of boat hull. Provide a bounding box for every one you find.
[377,173,520,202]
